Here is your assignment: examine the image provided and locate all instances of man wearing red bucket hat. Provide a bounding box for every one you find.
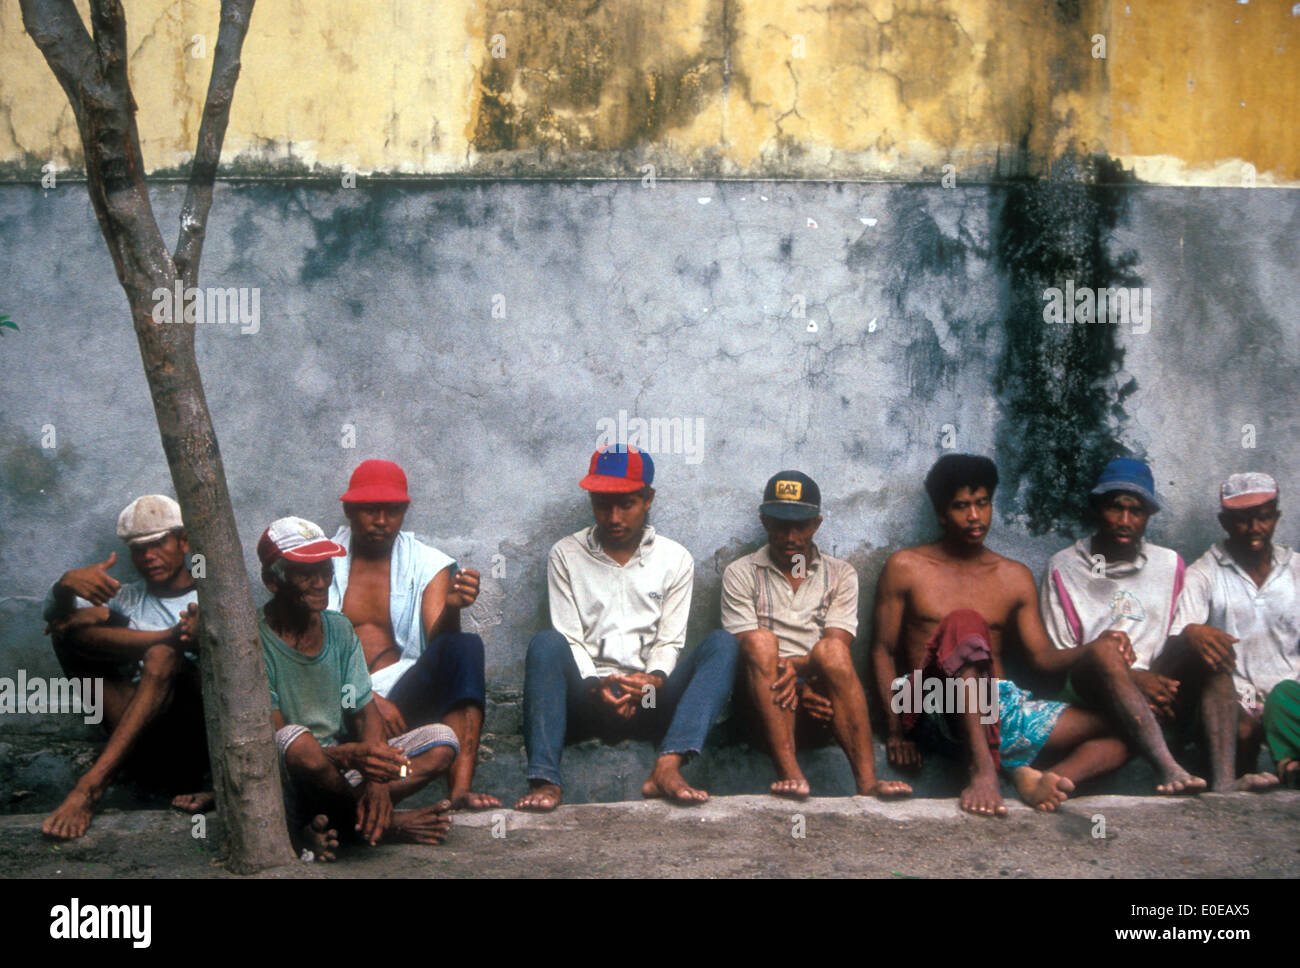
[515,445,739,811]
[328,460,498,810]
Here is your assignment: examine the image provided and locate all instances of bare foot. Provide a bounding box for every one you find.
[42,787,99,840]
[1155,768,1207,795]
[641,755,708,804]
[858,779,913,799]
[514,781,562,812]
[770,777,811,799]
[171,791,216,813]
[298,814,339,862]
[1232,772,1280,792]
[960,772,1007,817]
[385,801,454,845]
[1012,766,1074,812]
[449,790,502,810]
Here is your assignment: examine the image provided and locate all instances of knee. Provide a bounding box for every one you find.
[141,644,181,681]
[810,637,855,678]
[281,728,327,773]
[526,629,569,667]
[442,632,485,664]
[740,629,779,667]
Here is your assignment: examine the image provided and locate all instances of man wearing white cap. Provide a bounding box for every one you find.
[258,516,461,855]
[1164,472,1298,790]
[40,495,206,839]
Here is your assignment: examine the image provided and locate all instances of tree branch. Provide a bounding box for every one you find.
[175,0,257,285]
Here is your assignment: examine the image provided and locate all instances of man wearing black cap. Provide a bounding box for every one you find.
[515,445,739,811]
[722,472,911,800]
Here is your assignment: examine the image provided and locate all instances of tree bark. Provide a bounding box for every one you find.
[22,0,293,872]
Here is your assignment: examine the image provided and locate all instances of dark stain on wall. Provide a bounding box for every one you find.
[989,153,1140,535]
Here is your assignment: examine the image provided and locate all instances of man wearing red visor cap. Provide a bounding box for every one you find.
[257,516,461,856]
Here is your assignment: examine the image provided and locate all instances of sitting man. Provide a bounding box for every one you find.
[722,470,911,800]
[871,455,1201,818]
[258,516,461,857]
[40,494,207,840]
[1163,472,1299,791]
[1040,458,1208,790]
[515,445,739,811]
[329,459,497,810]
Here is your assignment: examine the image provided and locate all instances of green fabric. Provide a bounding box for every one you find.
[1263,679,1300,764]
[259,608,373,746]
[1057,671,1093,711]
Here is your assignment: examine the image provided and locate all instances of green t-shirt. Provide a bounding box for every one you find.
[259,608,373,746]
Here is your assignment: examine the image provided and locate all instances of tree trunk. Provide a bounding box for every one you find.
[22,0,293,872]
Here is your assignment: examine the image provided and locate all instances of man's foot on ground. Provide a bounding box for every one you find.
[1232,772,1281,792]
[770,777,811,799]
[171,791,216,813]
[1155,768,1208,795]
[857,780,913,799]
[449,790,502,810]
[41,788,100,840]
[384,802,453,845]
[960,773,1008,817]
[514,782,562,812]
[1011,766,1074,812]
[298,815,339,862]
[642,759,709,805]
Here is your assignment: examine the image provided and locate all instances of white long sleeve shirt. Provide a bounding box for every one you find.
[547,525,694,679]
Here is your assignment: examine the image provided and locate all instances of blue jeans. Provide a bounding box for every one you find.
[522,629,739,787]
[387,631,487,727]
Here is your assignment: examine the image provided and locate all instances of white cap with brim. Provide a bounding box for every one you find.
[117,494,183,545]
[1220,472,1279,510]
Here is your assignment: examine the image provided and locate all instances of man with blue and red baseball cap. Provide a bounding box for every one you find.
[515,445,738,811]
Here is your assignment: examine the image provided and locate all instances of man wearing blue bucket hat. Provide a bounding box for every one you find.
[1041,457,1207,794]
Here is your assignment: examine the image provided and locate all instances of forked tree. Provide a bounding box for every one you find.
[21,0,293,871]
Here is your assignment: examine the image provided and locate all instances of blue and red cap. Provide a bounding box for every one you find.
[580,445,655,493]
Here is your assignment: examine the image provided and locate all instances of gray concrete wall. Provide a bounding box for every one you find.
[2,180,1297,786]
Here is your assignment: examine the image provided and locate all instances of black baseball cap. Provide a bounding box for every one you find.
[760,471,821,521]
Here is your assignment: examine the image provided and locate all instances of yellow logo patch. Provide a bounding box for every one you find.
[774,480,802,500]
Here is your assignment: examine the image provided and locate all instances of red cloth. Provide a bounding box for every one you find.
[900,609,1001,769]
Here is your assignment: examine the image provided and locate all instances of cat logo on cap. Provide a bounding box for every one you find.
[774,480,802,501]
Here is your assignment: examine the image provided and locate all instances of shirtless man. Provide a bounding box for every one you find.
[329,459,498,810]
[40,495,208,840]
[871,455,1203,818]
[258,517,461,856]
[723,471,912,800]
[515,445,739,811]
[1164,473,1299,791]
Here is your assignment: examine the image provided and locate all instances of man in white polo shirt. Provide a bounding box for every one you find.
[1040,458,1206,792]
[1165,472,1299,791]
[514,445,739,811]
[723,471,912,800]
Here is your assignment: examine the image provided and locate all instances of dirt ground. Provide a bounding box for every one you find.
[2,791,1297,879]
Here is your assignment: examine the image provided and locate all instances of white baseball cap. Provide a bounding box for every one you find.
[1220,472,1279,510]
[117,495,183,545]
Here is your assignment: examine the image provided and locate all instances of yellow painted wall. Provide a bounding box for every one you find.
[1,0,1294,184]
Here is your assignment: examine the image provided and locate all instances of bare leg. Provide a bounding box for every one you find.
[954,664,1005,817]
[441,702,501,810]
[384,743,457,804]
[43,645,183,840]
[1202,669,1240,792]
[808,638,910,799]
[1017,707,1125,811]
[1072,647,1205,794]
[740,630,808,798]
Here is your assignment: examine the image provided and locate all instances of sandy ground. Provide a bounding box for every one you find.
[3,791,1298,879]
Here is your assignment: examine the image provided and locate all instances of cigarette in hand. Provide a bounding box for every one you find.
[399,764,408,778]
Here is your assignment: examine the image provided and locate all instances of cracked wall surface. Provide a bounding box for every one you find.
[2,180,1297,737]
[1,0,1295,183]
